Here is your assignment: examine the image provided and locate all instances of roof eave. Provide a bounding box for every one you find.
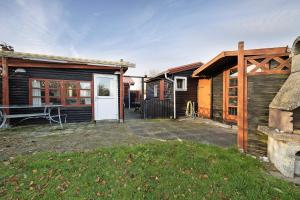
[0,50,135,68]
[192,46,289,77]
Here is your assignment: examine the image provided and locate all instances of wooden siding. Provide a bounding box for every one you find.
[146,69,197,118]
[7,67,118,123]
[212,73,223,121]
[146,79,173,100]
[176,77,198,117]
[173,70,197,117]
[146,80,160,100]
[247,74,289,156]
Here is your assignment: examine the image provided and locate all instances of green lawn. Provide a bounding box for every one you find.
[0,142,299,199]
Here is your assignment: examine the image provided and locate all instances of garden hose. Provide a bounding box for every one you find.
[185,101,195,118]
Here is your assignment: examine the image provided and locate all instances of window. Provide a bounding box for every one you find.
[154,85,158,97]
[228,68,238,116]
[65,81,77,105]
[32,80,45,106]
[30,79,91,106]
[80,82,91,104]
[97,77,111,96]
[49,80,61,105]
[174,76,187,91]
[224,67,238,121]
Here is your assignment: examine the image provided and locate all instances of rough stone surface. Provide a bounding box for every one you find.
[269,73,300,111]
[269,37,300,111]
[259,126,300,178]
[269,108,293,132]
[0,118,236,160]
[291,54,300,73]
[268,136,300,178]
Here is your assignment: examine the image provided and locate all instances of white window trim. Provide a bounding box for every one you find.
[153,84,158,97]
[174,76,187,91]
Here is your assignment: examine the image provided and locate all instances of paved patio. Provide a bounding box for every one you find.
[0,118,236,161]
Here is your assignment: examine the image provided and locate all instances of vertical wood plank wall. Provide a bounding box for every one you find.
[212,73,223,121]
[145,69,197,118]
[7,67,119,123]
[247,74,289,156]
[176,77,198,117]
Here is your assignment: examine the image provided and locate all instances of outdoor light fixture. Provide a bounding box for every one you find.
[114,71,120,75]
[14,68,26,73]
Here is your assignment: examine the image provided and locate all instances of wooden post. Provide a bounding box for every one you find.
[141,76,145,119]
[237,41,248,152]
[159,80,164,100]
[2,56,9,113]
[119,68,124,122]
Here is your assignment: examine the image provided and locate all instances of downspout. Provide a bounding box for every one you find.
[119,67,124,123]
[164,72,176,119]
[128,85,131,109]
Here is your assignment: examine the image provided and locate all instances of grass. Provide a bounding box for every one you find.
[0,142,299,199]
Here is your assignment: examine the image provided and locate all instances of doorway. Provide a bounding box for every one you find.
[94,74,118,121]
[198,79,211,118]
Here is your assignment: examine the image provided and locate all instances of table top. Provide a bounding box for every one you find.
[0,105,62,109]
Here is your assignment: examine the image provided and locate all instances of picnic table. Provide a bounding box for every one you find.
[0,105,65,128]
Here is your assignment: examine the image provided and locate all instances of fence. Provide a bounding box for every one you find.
[143,99,173,119]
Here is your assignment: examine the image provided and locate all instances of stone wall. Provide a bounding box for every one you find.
[267,134,300,178]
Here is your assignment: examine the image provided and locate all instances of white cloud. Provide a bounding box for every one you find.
[0,0,299,77]
[0,0,85,56]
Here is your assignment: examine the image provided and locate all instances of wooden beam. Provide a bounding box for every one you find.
[222,71,227,121]
[159,80,164,100]
[119,68,124,122]
[237,41,248,152]
[244,47,288,56]
[6,59,119,70]
[2,56,9,114]
[192,47,288,77]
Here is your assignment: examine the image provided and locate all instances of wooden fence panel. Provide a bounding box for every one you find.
[143,99,173,119]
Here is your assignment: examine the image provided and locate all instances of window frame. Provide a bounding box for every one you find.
[223,67,238,122]
[174,76,187,91]
[153,84,158,97]
[29,78,92,107]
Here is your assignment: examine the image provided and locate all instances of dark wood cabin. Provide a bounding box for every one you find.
[146,62,203,118]
[192,44,291,156]
[0,50,134,125]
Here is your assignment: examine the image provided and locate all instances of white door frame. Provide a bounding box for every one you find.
[93,74,119,121]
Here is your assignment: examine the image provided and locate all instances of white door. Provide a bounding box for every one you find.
[94,74,119,120]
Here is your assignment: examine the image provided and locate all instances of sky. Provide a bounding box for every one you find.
[0,0,299,76]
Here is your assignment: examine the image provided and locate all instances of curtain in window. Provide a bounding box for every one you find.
[32,80,42,105]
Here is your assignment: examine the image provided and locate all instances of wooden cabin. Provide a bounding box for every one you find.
[146,62,203,118]
[0,49,134,124]
[192,42,291,155]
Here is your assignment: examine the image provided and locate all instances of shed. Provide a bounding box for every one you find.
[192,43,291,155]
[146,62,203,118]
[0,49,135,124]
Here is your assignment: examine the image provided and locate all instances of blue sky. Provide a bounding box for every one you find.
[0,0,299,76]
